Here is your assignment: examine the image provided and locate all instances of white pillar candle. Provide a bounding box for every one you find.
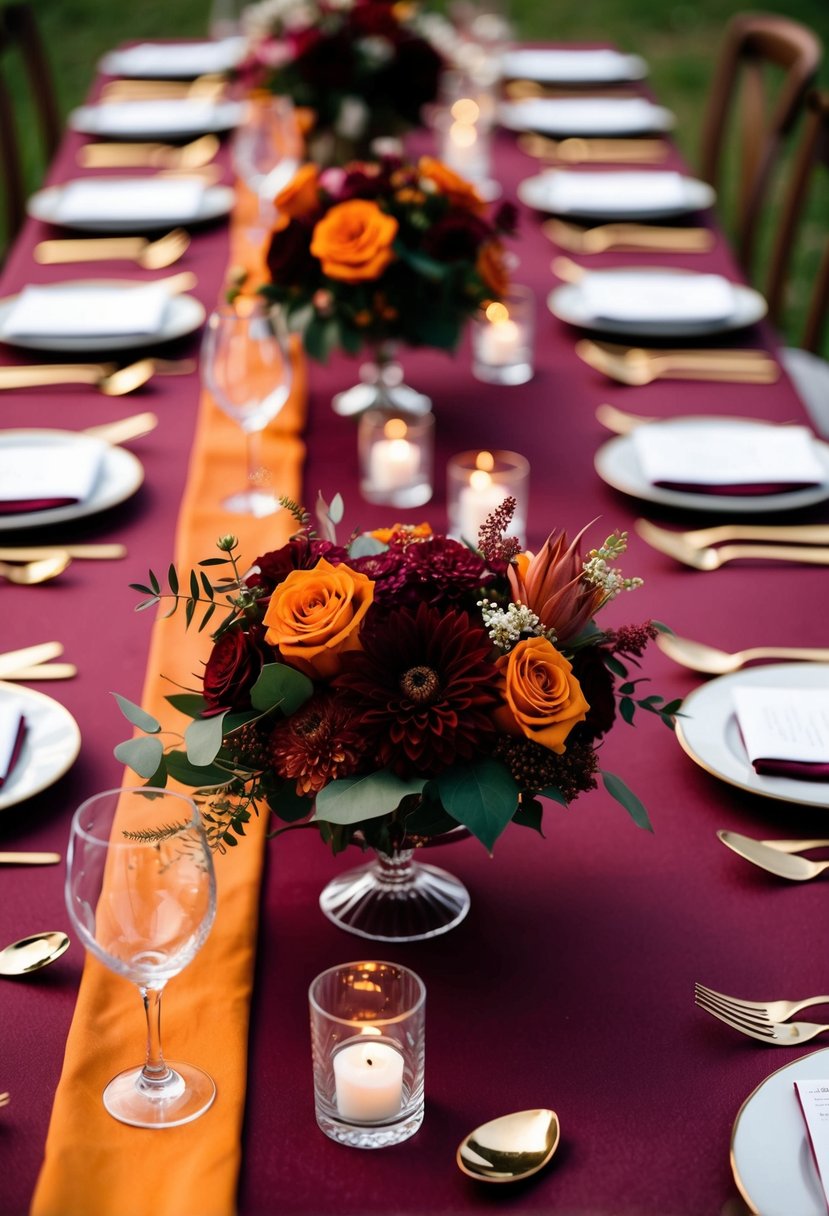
[444,120,481,177]
[368,418,420,492]
[478,301,523,366]
[457,467,508,542]
[333,1040,405,1122]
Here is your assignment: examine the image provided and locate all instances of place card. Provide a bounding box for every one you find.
[794,1080,829,1209]
[580,271,736,323]
[0,440,106,511]
[2,282,170,339]
[55,177,206,224]
[539,170,687,213]
[0,703,26,788]
[733,687,829,781]
[632,423,824,491]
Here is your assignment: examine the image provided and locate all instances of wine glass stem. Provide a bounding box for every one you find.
[141,986,172,1085]
[245,427,265,495]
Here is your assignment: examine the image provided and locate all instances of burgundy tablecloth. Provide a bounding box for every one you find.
[3,60,829,1216]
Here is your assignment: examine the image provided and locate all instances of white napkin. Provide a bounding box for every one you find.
[538,169,688,213]
[2,282,171,339]
[502,49,639,83]
[631,423,825,488]
[0,438,107,505]
[55,177,206,224]
[734,687,829,764]
[500,97,667,134]
[0,701,26,787]
[579,271,737,323]
[106,37,248,77]
[89,99,223,134]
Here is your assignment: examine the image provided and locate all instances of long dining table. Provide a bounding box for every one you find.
[2,42,829,1216]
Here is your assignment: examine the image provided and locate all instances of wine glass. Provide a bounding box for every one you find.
[65,787,217,1129]
[201,301,293,516]
[232,96,302,238]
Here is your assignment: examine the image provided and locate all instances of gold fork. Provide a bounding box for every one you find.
[635,517,829,551]
[695,984,829,1045]
[634,532,829,571]
[518,133,668,163]
[0,1092,9,1108]
[576,339,780,386]
[544,218,714,254]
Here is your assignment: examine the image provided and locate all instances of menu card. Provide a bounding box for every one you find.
[541,170,688,213]
[0,440,106,513]
[580,271,736,323]
[632,423,824,493]
[55,177,206,224]
[733,687,829,781]
[0,702,26,787]
[794,1080,829,1211]
[2,282,171,339]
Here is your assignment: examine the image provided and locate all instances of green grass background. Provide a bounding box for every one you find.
[11,0,829,349]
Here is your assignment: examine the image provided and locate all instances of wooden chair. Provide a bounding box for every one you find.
[1,2,60,160]
[699,12,822,275]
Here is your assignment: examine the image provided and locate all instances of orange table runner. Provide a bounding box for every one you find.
[31,199,307,1216]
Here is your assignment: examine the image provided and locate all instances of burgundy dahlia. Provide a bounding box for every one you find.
[271,693,366,796]
[334,601,499,777]
[249,536,349,593]
[353,536,494,610]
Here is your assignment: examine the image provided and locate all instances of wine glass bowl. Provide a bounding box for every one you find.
[232,96,301,234]
[65,787,217,1129]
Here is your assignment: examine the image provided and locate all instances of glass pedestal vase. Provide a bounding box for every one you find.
[319,848,470,942]
[331,345,432,419]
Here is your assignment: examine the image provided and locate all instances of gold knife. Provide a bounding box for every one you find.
[0,545,126,560]
[0,852,62,865]
[0,642,63,676]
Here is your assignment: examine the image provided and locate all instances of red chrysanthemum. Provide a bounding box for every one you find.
[334,601,499,777]
[270,693,366,796]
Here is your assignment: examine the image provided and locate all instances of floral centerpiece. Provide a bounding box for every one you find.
[116,496,678,941]
[241,0,443,159]
[258,154,517,367]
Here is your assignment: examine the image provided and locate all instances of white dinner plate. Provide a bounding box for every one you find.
[517,172,715,220]
[731,1046,829,1215]
[548,271,767,338]
[0,429,144,531]
[0,280,205,353]
[501,48,648,84]
[68,99,244,141]
[498,97,674,136]
[28,181,235,233]
[0,682,81,811]
[98,36,248,79]
[594,419,829,515]
[676,664,829,809]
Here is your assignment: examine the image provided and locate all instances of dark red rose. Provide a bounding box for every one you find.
[249,537,349,593]
[350,1,400,40]
[266,218,316,286]
[292,28,354,90]
[421,212,491,262]
[377,38,443,119]
[203,627,266,714]
[569,645,616,743]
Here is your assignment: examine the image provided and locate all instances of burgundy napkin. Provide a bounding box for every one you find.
[653,480,820,496]
[0,497,76,516]
[0,714,27,788]
[752,757,829,781]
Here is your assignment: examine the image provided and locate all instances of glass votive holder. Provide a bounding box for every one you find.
[447,448,529,546]
[358,410,434,508]
[309,961,426,1149]
[471,285,535,385]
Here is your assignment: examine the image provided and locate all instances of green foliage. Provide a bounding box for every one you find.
[601,771,653,832]
[314,771,427,826]
[431,760,520,852]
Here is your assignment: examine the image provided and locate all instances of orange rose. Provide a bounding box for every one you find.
[495,637,590,753]
[477,239,510,296]
[262,558,375,679]
[273,163,320,225]
[418,156,486,214]
[369,522,433,544]
[310,200,398,282]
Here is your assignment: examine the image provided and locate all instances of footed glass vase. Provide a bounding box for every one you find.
[331,343,432,419]
[319,847,470,942]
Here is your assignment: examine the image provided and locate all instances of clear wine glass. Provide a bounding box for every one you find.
[201,301,293,516]
[232,96,302,238]
[65,787,217,1129]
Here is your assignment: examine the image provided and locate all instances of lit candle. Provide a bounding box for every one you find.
[457,454,509,542]
[368,418,419,492]
[478,301,522,367]
[445,119,481,177]
[333,1038,405,1122]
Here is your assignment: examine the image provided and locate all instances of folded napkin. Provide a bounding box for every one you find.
[1,282,170,341]
[90,99,223,135]
[0,439,106,514]
[539,169,687,213]
[0,702,27,788]
[55,177,206,225]
[502,48,639,82]
[632,422,824,495]
[107,36,247,77]
[501,97,666,134]
[580,270,736,324]
[734,687,829,781]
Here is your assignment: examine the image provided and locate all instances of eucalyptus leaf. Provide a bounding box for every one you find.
[250,663,313,715]
[435,759,519,852]
[114,735,165,780]
[164,751,234,788]
[328,493,344,525]
[348,533,387,558]
[314,770,426,825]
[185,711,228,766]
[111,693,161,735]
[601,770,653,832]
[166,693,208,719]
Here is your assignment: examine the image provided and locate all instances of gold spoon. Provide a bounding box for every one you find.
[544,218,714,255]
[77,132,220,170]
[657,632,829,674]
[635,517,829,552]
[34,229,190,270]
[0,359,155,395]
[0,931,70,976]
[0,555,71,585]
[518,132,668,163]
[718,832,829,881]
[575,340,780,386]
[457,1109,560,1183]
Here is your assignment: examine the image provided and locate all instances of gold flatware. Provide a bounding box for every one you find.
[575,339,780,385]
[1,663,77,680]
[506,79,639,100]
[0,852,61,865]
[543,217,714,255]
[518,132,668,163]
[717,832,829,881]
[0,641,63,676]
[595,403,798,435]
[77,132,220,170]
[457,1109,560,1183]
[636,517,829,552]
[552,254,586,282]
[0,359,155,396]
[0,931,70,977]
[697,979,829,1023]
[0,1092,9,1108]
[0,544,125,560]
[158,164,223,186]
[635,531,829,571]
[84,412,159,446]
[99,73,226,103]
[695,983,829,1045]
[0,555,71,585]
[657,632,829,674]
[34,229,190,270]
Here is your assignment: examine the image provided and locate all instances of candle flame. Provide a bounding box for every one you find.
[469,468,492,492]
[475,450,495,472]
[383,417,408,440]
[450,121,477,148]
[359,1024,383,1036]
[485,302,509,324]
[451,97,480,124]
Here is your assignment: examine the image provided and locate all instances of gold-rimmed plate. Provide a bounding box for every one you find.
[0,682,81,811]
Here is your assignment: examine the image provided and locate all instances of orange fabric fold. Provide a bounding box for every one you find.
[31,199,307,1216]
